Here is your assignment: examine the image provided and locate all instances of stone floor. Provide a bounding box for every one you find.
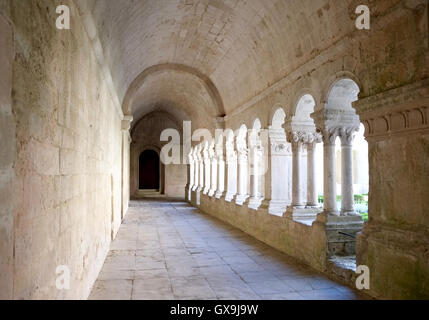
[89,199,367,300]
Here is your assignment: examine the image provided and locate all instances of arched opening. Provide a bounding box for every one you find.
[267,108,290,215]
[248,118,263,209]
[288,94,323,222]
[139,150,160,190]
[325,78,368,221]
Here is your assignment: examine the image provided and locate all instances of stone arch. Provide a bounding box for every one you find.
[322,76,368,220]
[321,71,362,108]
[271,107,286,129]
[122,63,225,117]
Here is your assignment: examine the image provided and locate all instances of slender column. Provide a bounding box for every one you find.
[215,139,225,199]
[192,147,199,191]
[322,130,339,215]
[203,142,211,195]
[209,142,217,197]
[235,136,249,205]
[306,133,322,207]
[198,145,204,192]
[340,129,357,215]
[248,146,264,209]
[291,134,305,208]
[186,149,194,201]
[224,137,237,202]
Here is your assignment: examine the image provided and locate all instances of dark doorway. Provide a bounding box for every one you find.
[139,150,160,190]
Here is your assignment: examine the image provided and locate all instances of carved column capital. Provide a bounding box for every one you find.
[338,126,359,146]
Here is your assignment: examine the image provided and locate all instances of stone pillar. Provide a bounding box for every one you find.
[198,144,204,192]
[235,136,249,205]
[209,141,217,197]
[248,132,263,210]
[186,148,194,201]
[192,147,199,191]
[203,142,211,195]
[266,127,290,215]
[322,130,339,215]
[224,137,237,202]
[340,128,358,216]
[121,116,133,219]
[215,138,225,199]
[291,133,306,209]
[306,133,322,208]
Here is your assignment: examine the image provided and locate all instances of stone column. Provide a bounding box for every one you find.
[209,141,217,197]
[192,147,199,191]
[291,132,306,209]
[198,145,204,193]
[203,142,211,195]
[235,137,249,205]
[306,133,322,207]
[248,133,263,210]
[340,128,357,215]
[186,148,194,201]
[322,129,339,215]
[215,139,225,199]
[224,137,237,202]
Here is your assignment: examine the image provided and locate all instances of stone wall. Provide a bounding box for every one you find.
[0,11,15,300]
[0,0,127,299]
[196,194,328,273]
[355,79,429,299]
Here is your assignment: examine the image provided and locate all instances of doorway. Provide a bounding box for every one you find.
[139,150,160,190]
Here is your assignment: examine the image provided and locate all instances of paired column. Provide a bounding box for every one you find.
[209,141,217,197]
[306,133,322,207]
[235,136,249,205]
[322,129,339,215]
[186,149,194,201]
[198,144,204,192]
[291,132,306,209]
[248,131,264,209]
[340,128,357,215]
[203,142,211,195]
[224,136,237,202]
[215,138,225,199]
[192,146,199,191]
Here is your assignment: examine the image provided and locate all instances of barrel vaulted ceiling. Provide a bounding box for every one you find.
[88,0,358,125]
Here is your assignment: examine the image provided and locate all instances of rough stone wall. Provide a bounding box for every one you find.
[0,11,15,300]
[354,80,429,299]
[0,0,125,299]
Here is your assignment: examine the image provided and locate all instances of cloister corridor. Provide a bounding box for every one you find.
[1,0,428,302]
[89,199,366,300]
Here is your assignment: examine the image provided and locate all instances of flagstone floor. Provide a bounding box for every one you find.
[89,199,367,300]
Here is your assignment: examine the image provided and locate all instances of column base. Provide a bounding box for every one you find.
[215,191,225,199]
[285,206,321,224]
[248,196,264,210]
[208,189,216,197]
[203,187,210,195]
[224,192,236,202]
[235,194,249,206]
[268,200,288,216]
[341,209,360,216]
[314,211,363,257]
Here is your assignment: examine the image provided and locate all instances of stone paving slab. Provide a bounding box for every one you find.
[89,200,367,300]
